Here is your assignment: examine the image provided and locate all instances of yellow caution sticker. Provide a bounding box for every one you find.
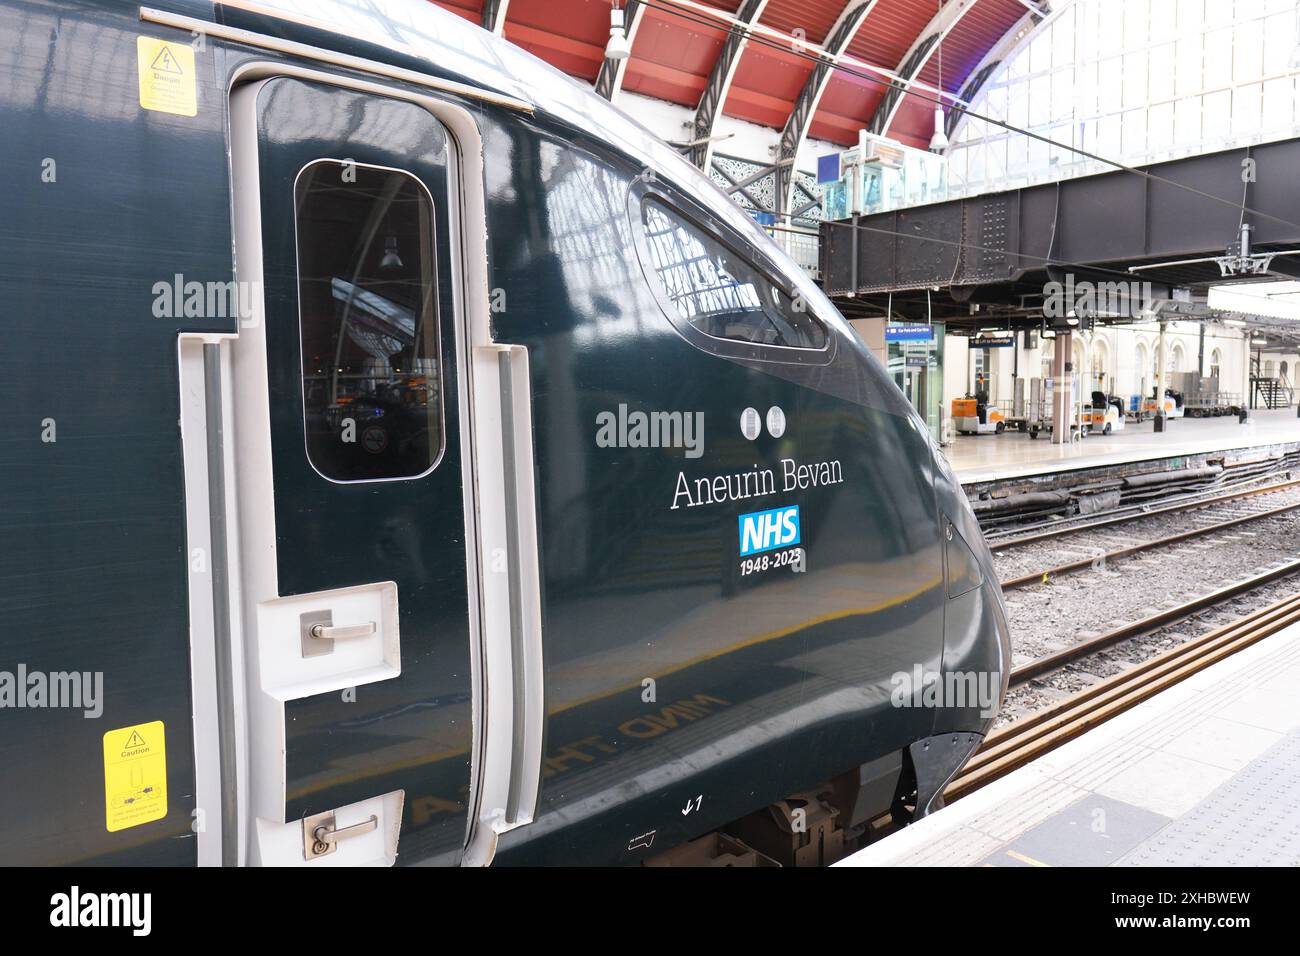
[103,720,167,833]
[136,37,196,117]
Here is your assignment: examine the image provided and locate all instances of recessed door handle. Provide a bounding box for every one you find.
[309,621,376,641]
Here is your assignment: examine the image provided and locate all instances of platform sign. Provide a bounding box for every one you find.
[973,335,1015,348]
[905,354,928,368]
[885,324,934,343]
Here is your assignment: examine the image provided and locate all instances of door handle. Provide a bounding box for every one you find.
[309,621,376,641]
[300,612,378,658]
[303,811,378,858]
[314,815,377,845]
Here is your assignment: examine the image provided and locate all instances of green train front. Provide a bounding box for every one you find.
[0,0,1009,866]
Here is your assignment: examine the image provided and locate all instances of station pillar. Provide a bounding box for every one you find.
[1154,321,1168,433]
[1051,331,1072,445]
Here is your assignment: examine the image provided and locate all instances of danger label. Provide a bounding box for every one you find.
[136,37,196,117]
[102,720,168,833]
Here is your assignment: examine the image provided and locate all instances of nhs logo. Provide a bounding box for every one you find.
[738,505,801,556]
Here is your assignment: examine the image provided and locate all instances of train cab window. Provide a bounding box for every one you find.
[294,161,443,482]
[640,199,827,351]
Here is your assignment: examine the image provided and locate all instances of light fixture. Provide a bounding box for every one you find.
[605,4,632,61]
[929,0,949,153]
[929,105,949,152]
[380,235,403,271]
[1222,318,1247,327]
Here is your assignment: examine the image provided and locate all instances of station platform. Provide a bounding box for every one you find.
[837,619,1300,867]
[947,407,1300,484]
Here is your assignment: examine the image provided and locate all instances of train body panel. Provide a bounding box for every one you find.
[0,0,1009,866]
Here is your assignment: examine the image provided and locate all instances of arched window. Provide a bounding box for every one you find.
[947,0,1300,197]
[1170,343,1186,373]
[1210,348,1222,381]
[1090,338,1109,389]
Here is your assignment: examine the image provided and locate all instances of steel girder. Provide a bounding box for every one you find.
[819,139,1300,302]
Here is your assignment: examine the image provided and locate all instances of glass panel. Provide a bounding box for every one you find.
[1149,42,1176,103]
[294,161,442,482]
[1122,52,1147,109]
[1174,95,1203,143]
[1175,33,1203,97]
[641,200,827,350]
[1233,83,1262,136]
[1202,88,1233,140]
[1204,27,1234,89]
[1234,18,1264,83]
[1148,100,1175,151]
[1262,76,1295,132]
[1123,0,1149,50]
[1263,11,1294,72]
[1030,26,1052,74]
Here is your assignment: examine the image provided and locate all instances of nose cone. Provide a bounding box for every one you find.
[986,576,1013,710]
[938,517,1011,733]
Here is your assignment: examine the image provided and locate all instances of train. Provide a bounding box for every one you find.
[0,0,1009,866]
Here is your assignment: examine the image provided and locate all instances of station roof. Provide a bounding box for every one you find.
[432,0,1040,151]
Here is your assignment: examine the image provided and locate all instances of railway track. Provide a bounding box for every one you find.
[986,474,1300,551]
[1000,495,1300,590]
[947,588,1300,801]
[1007,557,1300,684]
[917,462,1300,818]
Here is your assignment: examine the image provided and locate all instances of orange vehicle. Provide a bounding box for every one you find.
[952,394,1006,435]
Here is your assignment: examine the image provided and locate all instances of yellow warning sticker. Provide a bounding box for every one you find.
[136,37,196,117]
[103,720,167,833]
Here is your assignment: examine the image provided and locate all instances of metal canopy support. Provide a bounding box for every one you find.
[594,0,646,102]
[774,0,878,219]
[944,4,1047,137]
[867,0,981,141]
[710,158,782,212]
[687,0,769,170]
[867,35,939,135]
[481,0,511,36]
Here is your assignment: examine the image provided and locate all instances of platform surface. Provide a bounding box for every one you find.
[837,620,1300,867]
[947,408,1300,484]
